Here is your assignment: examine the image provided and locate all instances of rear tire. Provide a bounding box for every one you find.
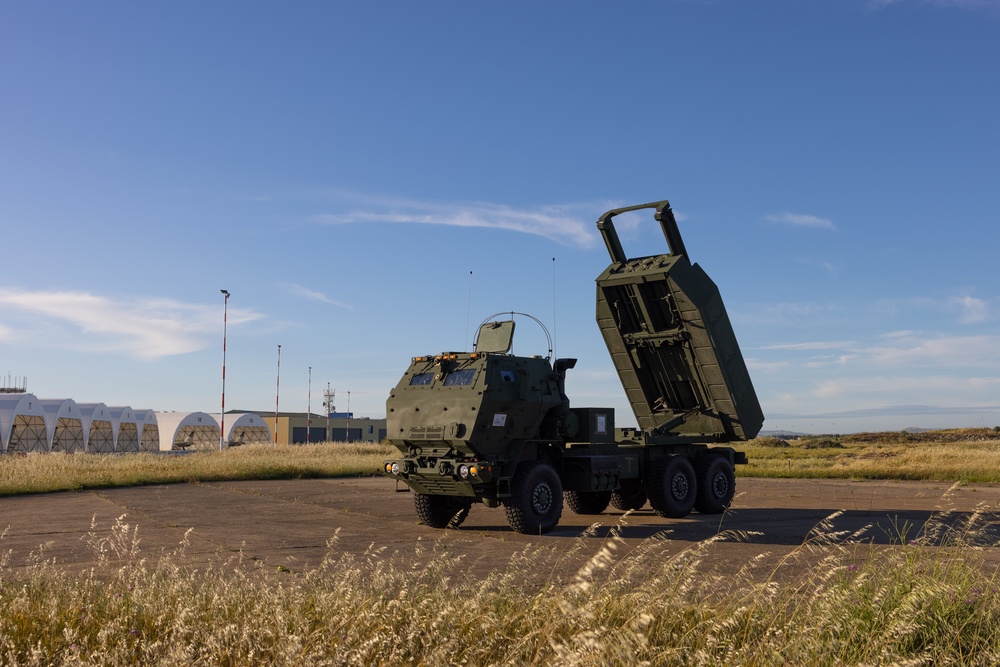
[504,461,563,534]
[610,482,647,511]
[564,490,612,515]
[694,455,735,514]
[646,455,697,519]
[414,494,473,529]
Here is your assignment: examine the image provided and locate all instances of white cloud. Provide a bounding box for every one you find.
[279,283,352,309]
[795,257,839,274]
[744,358,790,372]
[952,295,988,323]
[766,213,836,230]
[759,331,1000,369]
[312,194,598,248]
[0,288,262,360]
[733,301,843,327]
[812,375,1000,400]
[866,333,1000,367]
[755,340,857,351]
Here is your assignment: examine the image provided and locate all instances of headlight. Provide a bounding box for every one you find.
[458,464,470,479]
[390,462,401,475]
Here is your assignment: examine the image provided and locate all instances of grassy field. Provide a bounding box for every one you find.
[2,432,1000,664]
[738,428,1000,483]
[2,428,999,496]
[0,441,394,496]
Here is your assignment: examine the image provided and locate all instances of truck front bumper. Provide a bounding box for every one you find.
[381,457,496,497]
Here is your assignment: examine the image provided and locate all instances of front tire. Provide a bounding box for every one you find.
[504,461,563,534]
[646,455,697,519]
[564,490,612,515]
[414,494,472,529]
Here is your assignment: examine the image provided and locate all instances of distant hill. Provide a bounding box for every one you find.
[759,429,810,439]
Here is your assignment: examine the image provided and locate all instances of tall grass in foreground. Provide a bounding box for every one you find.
[0,443,393,496]
[1,503,998,665]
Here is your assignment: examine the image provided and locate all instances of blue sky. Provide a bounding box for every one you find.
[1,0,998,434]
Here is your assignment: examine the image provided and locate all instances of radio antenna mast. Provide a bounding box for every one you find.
[464,270,473,351]
[551,257,558,360]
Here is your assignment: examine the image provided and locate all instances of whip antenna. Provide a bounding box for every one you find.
[552,257,558,360]
[464,270,473,351]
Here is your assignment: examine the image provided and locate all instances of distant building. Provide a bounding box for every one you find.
[237,411,386,445]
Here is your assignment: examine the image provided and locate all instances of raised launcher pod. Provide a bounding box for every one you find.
[595,200,764,443]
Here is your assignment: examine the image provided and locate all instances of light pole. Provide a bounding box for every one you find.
[220,289,230,451]
[274,344,281,444]
[346,391,351,444]
[324,382,333,442]
[307,366,312,444]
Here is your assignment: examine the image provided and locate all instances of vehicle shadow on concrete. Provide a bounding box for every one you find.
[462,507,1000,548]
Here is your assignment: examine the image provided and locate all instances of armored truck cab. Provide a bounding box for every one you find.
[383,199,763,534]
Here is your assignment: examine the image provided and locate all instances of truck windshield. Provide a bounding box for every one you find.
[408,373,434,386]
[443,369,476,386]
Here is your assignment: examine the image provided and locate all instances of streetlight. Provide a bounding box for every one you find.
[220,289,230,451]
[274,344,281,444]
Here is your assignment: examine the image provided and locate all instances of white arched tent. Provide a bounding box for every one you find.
[134,410,159,452]
[210,413,273,448]
[155,412,219,451]
[108,406,139,452]
[0,393,46,453]
[78,403,114,453]
[40,398,85,452]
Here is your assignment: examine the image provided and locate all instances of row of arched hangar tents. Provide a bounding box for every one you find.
[0,393,272,454]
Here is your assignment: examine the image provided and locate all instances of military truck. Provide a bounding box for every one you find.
[382,200,763,534]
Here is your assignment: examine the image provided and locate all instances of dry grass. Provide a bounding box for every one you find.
[738,428,1000,483]
[3,429,1000,497]
[1,503,998,665]
[0,442,393,496]
[3,432,1000,663]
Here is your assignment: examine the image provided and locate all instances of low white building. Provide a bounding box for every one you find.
[154,412,219,451]
[40,398,84,452]
[0,393,46,453]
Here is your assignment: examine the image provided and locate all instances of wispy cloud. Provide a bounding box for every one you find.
[0,288,262,360]
[795,256,839,274]
[952,295,989,323]
[758,332,1000,369]
[766,212,836,230]
[767,403,1000,421]
[279,283,352,309]
[866,332,1000,366]
[755,340,858,351]
[812,374,1000,400]
[312,193,598,248]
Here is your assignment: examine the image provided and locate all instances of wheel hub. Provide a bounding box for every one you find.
[531,482,553,515]
[712,472,729,499]
[670,473,689,501]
